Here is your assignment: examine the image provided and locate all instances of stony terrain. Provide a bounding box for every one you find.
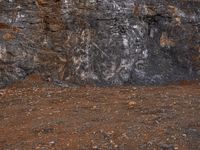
[0,75,200,150]
[0,1,200,150]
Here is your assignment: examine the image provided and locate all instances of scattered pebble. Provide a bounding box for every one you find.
[174,145,179,150]
[128,101,137,108]
[182,134,187,137]
[92,106,97,110]
[49,141,55,146]
[92,145,98,149]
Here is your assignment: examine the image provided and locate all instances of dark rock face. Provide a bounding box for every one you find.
[0,0,200,86]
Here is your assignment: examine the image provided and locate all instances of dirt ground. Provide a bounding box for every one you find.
[0,75,200,150]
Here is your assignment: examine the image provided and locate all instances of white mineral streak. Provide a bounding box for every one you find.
[0,45,6,60]
[15,12,25,22]
[61,0,149,83]
[143,49,148,59]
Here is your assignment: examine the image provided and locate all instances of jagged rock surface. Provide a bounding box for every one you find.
[0,0,200,86]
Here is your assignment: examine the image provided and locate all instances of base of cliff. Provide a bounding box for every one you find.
[0,75,200,150]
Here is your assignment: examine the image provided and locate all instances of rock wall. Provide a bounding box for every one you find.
[0,0,200,86]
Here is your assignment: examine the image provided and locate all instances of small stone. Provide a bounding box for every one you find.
[132,87,137,90]
[0,92,4,96]
[174,146,179,150]
[49,141,55,146]
[128,101,137,108]
[92,105,97,110]
[182,134,187,137]
[92,145,98,149]
[110,140,114,144]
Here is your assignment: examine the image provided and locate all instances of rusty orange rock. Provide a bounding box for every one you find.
[2,33,16,41]
[0,23,20,32]
[160,32,175,48]
[168,5,182,25]
[36,0,48,6]
[128,101,137,109]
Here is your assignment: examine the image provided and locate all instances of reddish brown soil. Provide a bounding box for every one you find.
[0,75,200,150]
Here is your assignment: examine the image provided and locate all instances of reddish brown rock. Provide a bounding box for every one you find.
[2,33,16,41]
[160,32,175,48]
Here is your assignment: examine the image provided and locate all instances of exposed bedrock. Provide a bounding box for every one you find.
[0,0,200,86]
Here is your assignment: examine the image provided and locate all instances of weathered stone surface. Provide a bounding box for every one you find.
[0,0,200,86]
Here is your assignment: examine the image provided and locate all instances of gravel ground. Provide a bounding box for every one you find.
[0,75,200,150]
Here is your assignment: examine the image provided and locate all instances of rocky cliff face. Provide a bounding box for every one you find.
[0,0,200,86]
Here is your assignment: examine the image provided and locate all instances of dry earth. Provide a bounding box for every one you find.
[0,75,200,150]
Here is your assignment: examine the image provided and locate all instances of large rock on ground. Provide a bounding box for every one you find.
[0,0,200,86]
